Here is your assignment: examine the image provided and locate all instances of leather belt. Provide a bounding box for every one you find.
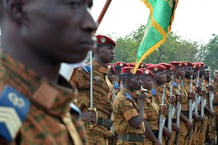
[181,111,189,117]
[119,134,145,142]
[152,130,158,138]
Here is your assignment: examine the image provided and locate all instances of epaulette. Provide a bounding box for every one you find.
[151,88,157,96]
[173,82,177,87]
[70,103,81,119]
[114,82,119,89]
[0,85,30,143]
[82,65,91,72]
[125,92,133,100]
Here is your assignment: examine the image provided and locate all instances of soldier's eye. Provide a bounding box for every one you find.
[68,1,81,8]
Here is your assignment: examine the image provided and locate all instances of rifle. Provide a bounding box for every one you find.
[167,76,174,145]
[175,77,182,145]
[158,85,166,144]
[200,75,205,133]
[188,75,193,140]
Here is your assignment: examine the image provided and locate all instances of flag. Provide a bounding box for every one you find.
[134,0,178,72]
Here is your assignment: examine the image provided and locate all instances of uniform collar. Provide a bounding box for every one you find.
[120,88,138,99]
[93,60,109,74]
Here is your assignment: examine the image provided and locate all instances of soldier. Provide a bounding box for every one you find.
[213,70,218,141]
[112,67,146,145]
[140,68,162,145]
[71,34,116,145]
[0,0,97,144]
[147,64,172,145]
[113,61,128,85]
[170,61,192,145]
[204,68,216,145]
[159,63,179,145]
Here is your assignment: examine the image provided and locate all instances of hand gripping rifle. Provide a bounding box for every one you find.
[158,85,166,144]
[175,77,182,145]
[188,75,193,140]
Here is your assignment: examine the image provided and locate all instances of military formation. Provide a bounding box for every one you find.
[0,0,218,145]
[70,35,218,145]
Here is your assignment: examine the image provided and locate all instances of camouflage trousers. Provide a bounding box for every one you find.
[195,116,208,145]
[87,130,108,145]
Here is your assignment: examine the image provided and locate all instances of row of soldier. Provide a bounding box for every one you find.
[71,34,218,145]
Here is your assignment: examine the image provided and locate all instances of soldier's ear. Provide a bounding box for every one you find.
[3,0,25,24]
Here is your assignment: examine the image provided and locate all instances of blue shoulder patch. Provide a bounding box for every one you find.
[173,82,177,87]
[125,92,133,100]
[82,65,91,72]
[0,85,30,143]
[151,88,157,96]
[114,82,119,89]
[70,103,81,119]
[197,80,200,86]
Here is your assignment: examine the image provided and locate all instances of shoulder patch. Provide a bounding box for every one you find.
[151,88,157,96]
[70,103,81,119]
[114,82,119,89]
[0,85,30,143]
[125,92,133,100]
[82,65,91,72]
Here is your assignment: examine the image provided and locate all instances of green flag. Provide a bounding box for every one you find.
[134,0,178,72]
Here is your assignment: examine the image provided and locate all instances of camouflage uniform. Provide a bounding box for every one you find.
[0,51,87,145]
[112,88,145,145]
[144,91,160,145]
[71,61,112,145]
[214,80,218,140]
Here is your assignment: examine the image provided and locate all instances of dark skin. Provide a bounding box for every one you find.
[122,74,146,129]
[142,75,161,145]
[174,66,193,129]
[81,44,115,122]
[153,71,172,139]
[1,0,97,83]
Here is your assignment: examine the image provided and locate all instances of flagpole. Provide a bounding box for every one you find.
[97,0,112,26]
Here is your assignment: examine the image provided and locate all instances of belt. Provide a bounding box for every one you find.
[119,134,145,142]
[152,130,158,138]
[97,117,112,128]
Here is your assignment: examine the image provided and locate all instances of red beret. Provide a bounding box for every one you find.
[192,62,205,70]
[96,35,116,47]
[145,63,153,68]
[147,64,166,72]
[127,62,136,67]
[113,61,128,67]
[140,68,154,78]
[106,63,115,73]
[159,63,175,71]
[139,62,146,68]
[121,67,143,75]
[170,61,185,67]
[183,61,193,67]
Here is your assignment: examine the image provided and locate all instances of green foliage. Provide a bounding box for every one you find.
[114,25,200,64]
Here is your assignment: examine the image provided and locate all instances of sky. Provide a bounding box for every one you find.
[91,0,218,44]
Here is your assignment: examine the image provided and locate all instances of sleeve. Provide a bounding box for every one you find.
[122,99,139,121]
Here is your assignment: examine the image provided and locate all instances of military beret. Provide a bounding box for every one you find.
[147,64,166,72]
[145,63,153,68]
[113,61,128,67]
[169,61,185,67]
[106,63,115,73]
[139,62,146,68]
[96,35,116,47]
[121,67,143,75]
[127,62,136,67]
[192,62,205,69]
[140,68,154,78]
[158,63,175,71]
[183,61,193,67]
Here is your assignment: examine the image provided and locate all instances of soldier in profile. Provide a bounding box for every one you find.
[0,0,97,144]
